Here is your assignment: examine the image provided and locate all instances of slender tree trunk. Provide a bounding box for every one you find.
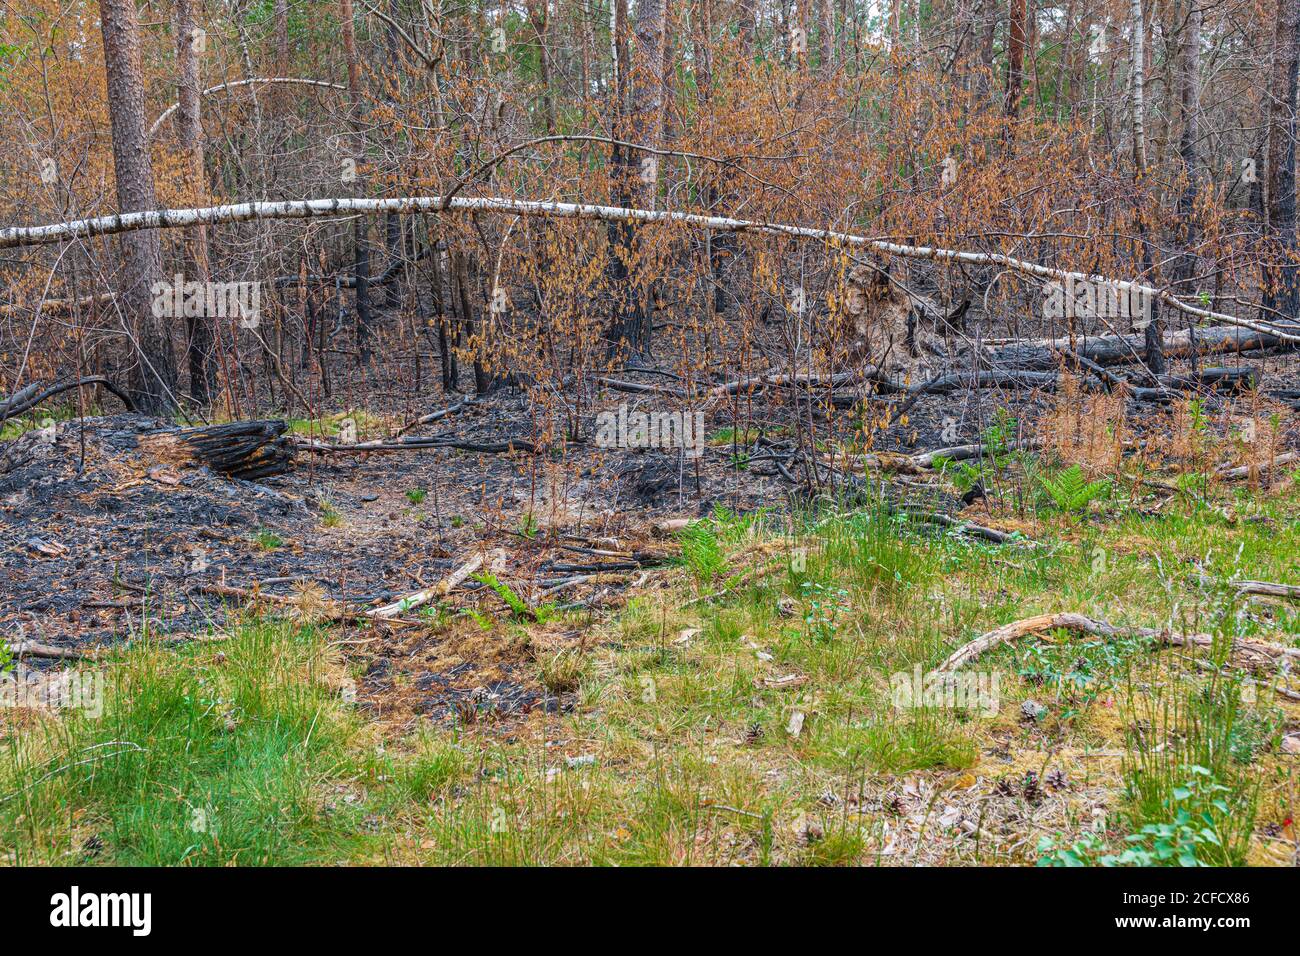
[99,0,178,415]
[1005,0,1026,118]
[605,0,666,353]
[1130,0,1148,175]
[1263,0,1300,322]
[174,0,214,404]
[274,0,289,74]
[381,0,404,309]
[530,1,556,133]
[977,0,997,106]
[1173,1,1201,289]
[818,0,835,72]
[738,0,756,54]
[339,0,373,361]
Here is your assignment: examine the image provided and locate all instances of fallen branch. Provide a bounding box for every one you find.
[0,293,115,317]
[936,611,1300,675]
[1195,574,1300,602]
[292,435,536,455]
[366,551,493,620]
[391,397,474,438]
[0,376,136,423]
[10,641,97,661]
[1213,452,1300,482]
[910,439,1042,470]
[985,325,1297,370]
[906,511,1027,545]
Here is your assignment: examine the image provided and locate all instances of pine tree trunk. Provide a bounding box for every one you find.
[1005,0,1026,118]
[99,0,178,416]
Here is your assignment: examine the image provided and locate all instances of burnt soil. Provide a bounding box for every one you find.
[2,350,1298,732]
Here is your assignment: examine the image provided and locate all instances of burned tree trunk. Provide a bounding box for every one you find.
[985,324,1294,370]
[140,420,293,480]
[1262,0,1300,324]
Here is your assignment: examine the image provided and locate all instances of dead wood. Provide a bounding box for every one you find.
[292,435,536,455]
[366,550,495,620]
[10,641,97,661]
[139,420,293,480]
[936,611,1300,678]
[0,376,136,424]
[391,397,475,438]
[909,439,1042,469]
[1195,574,1300,601]
[1214,452,1300,482]
[984,325,1291,371]
[906,511,1027,545]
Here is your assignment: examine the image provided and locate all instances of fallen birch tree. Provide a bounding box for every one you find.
[3,196,1298,346]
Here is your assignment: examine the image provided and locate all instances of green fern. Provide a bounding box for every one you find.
[678,519,726,584]
[1037,464,1111,513]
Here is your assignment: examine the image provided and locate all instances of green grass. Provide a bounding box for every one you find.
[0,621,377,865]
[0,401,84,441]
[252,528,284,550]
[3,475,1298,866]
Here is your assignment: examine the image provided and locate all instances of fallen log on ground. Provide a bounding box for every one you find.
[905,511,1028,545]
[292,434,537,455]
[984,326,1292,371]
[10,640,97,661]
[909,439,1042,470]
[1195,574,1300,602]
[391,397,475,438]
[1215,452,1300,482]
[140,420,293,480]
[936,611,1300,678]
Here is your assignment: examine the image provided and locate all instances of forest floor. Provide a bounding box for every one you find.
[2,354,1300,865]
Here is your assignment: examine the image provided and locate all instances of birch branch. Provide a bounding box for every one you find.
[147,78,349,140]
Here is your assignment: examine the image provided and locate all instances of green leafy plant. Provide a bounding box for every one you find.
[935,408,1018,501]
[252,528,284,550]
[678,518,726,585]
[474,571,551,622]
[1037,464,1111,513]
[405,487,426,505]
[1113,768,1244,866]
[1038,769,1246,867]
[799,580,852,643]
[0,637,13,674]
